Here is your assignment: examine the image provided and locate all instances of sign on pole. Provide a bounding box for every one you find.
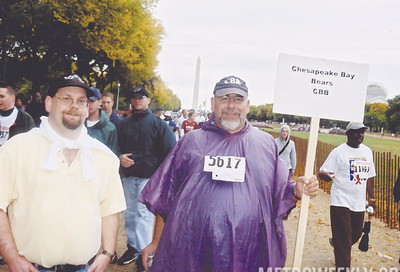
[273,54,369,268]
[274,54,369,122]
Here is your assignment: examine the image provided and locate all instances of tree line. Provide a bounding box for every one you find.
[248,97,400,133]
[2,0,399,126]
[0,0,181,111]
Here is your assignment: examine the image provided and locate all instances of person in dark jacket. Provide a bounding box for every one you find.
[0,81,35,265]
[25,90,48,127]
[85,87,118,155]
[116,87,176,270]
[0,81,35,146]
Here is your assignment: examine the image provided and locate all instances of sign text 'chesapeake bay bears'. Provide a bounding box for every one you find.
[273,54,369,122]
[291,66,356,96]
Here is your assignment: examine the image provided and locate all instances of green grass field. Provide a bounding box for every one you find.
[264,128,400,156]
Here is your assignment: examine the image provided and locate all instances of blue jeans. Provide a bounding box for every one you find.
[122,176,155,252]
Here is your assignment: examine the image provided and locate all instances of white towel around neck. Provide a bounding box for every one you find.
[31,116,118,181]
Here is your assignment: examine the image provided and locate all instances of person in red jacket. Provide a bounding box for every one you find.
[181,111,199,134]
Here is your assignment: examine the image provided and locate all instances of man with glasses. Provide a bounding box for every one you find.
[117,87,176,270]
[140,75,319,271]
[0,75,126,272]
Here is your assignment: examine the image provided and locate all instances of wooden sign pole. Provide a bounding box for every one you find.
[292,116,320,268]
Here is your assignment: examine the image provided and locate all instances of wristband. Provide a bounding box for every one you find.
[369,198,376,202]
[101,250,114,259]
[293,190,301,201]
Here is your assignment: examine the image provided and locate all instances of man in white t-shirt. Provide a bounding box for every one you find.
[0,82,35,265]
[176,109,188,138]
[0,81,35,147]
[319,122,376,270]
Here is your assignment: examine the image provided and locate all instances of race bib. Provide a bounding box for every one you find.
[204,155,246,182]
[0,126,10,146]
[349,159,370,185]
[0,108,18,146]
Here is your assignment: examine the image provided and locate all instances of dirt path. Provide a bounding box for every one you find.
[284,189,400,270]
[1,189,399,271]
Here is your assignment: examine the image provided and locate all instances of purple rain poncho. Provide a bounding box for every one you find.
[139,120,296,271]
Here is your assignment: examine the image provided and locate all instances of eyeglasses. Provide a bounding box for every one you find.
[215,95,246,104]
[54,96,88,107]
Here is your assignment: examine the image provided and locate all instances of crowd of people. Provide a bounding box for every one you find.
[154,107,209,140]
[0,74,384,272]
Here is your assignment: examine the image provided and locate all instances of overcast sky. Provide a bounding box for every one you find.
[152,0,400,110]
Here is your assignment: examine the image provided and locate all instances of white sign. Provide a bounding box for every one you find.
[273,54,369,122]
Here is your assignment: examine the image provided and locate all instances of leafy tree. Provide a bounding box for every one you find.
[370,103,387,115]
[248,105,258,120]
[161,94,181,112]
[364,112,380,132]
[363,102,387,132]
[386,95,400,133]
[0,0,60,91]
[0,0,178,107]
[49,0,162,93]
[256,104,269,121]
[146,76,181,111]
[265,104,274,120]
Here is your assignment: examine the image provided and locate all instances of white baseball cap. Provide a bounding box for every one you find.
[345,122,367,132]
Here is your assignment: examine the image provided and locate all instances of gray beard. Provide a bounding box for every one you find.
[219,117,242,132]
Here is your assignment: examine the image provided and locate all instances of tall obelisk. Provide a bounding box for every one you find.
[192,56,200,111]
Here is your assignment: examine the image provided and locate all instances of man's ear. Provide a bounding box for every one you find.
[211,97,215,112]
[245,99,250,115]
[44,96,52,113]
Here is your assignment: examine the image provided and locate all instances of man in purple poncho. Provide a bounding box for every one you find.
[139,75,319,272]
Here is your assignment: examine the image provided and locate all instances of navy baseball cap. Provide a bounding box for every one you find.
[89,87,102,101]
[49,75,94,98]
[131,87,150,98]
[214,75,248,97]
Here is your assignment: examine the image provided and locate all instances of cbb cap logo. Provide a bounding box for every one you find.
[224,77,244,86]
[214,75,248,92]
